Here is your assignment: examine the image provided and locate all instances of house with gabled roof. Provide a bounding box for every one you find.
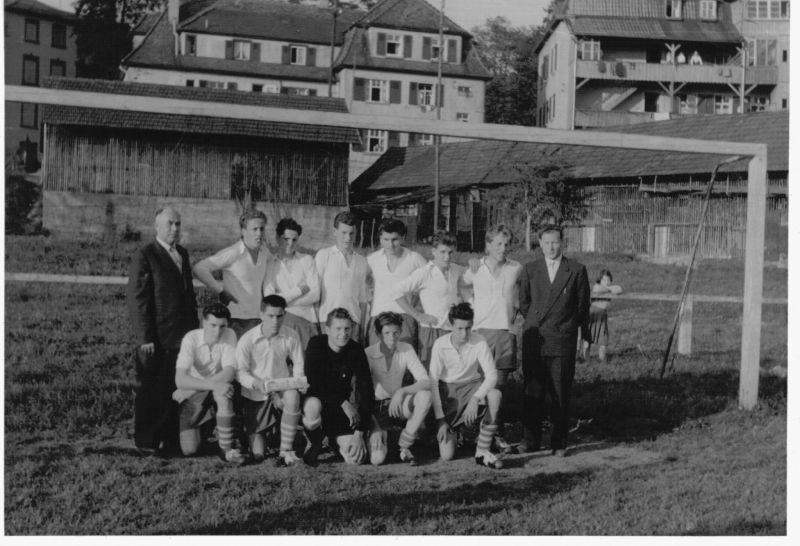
[535,0,782,129]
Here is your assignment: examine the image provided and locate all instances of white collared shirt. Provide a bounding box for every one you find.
[390,261,465,330]
[263,251,320,323]
[156,236,182,269]
[315,245,368,324]
[365,341,429,401]
[193,240,272,320]
[462,257,522,331]
[545,255,563,283]
[176,328,238,381]
[367,247,427,316]
[236,325,305,401]
[428,332,497,419]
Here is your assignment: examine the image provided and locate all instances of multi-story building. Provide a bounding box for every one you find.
[534,0,784,129]
[4,0,78,159]
[122,0,490,180]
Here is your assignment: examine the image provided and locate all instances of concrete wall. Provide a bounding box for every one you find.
[43,191,347,250]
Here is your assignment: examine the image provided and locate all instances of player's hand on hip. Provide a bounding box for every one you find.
[416,313,439,327]
[139,342,155,356]
[218,289,238,306]
[342,400,360,428]
[468,257,481,273]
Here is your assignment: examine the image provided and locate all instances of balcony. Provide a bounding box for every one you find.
[576,60,778,86]
[574,110,673,128]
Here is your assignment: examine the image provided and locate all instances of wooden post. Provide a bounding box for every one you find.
[360,220,364,248]
[739,152,767,410]
[677,295,693,355]
[370,219,375,248]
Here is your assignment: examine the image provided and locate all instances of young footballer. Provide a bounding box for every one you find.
[391,230,465,369]
[461,225,523,454]
[429,303,504,469]
[366,219,427,349]
[304,308,374,465]
[315,212,369,344]
[173,303,245,465]
[365,312,432,466]
[236,295,309,467]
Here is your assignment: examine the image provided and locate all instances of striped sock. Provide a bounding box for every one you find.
[398,429,416,450]
[280,410,301,452]
[476,421,498,454]
[217,414,234,451]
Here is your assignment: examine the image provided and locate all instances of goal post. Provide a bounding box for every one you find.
[5,84,769,410]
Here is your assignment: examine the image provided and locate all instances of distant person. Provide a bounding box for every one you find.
[303,308,374,465]
[315,212,369,344]
[172,303,245,465]
[461,224,523,455]
[689,51,703,65]
[429,303,504,469]
[518,225,591,457]
[236,295,309,467]
[128,206,198,455]
[366,219,427,349]
[676,51,687,64]
[584,270,623,362]
[193,210,272,339]
[262,218,320,350]
[391,230,465,369]
[365,312,432,466]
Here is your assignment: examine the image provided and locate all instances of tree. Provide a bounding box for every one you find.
[471,16,543,126]
[75,0,165,80]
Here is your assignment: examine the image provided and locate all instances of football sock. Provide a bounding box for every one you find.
[217,413,234,451]
[398,429,416,450]
[280,409,301,452]
[476,421,498,454]
[303,415,324,446]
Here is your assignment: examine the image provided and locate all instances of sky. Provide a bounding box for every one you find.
[36,0,552,30]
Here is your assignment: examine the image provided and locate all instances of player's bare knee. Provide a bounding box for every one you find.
[415,389,432,408]
[370,448,387,466]
[283,389,300,410]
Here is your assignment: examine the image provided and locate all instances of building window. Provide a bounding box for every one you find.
[252,84,263,92]
[199,80,226,89]
[186,80,195,87]
[49,59,66,77]
[665,0,682,19]
[367,129,387,153]
[385,34,402,57]
[22,55,39,86]
[782,98,788,108]
[368,79,388,103]
[418,134,434,146]
[282,87,313,96]
[748,1,790,19]
[457,113,470,122]
[431,39,441,61]
[418,83,435,106]
[24,18,39,43]
[580,40,601,61]
[749,96,770,112]
[20,103,37,128]
[714,95,732,114]
[51,23,66,49]
[783,50,788,62]
[234,41,250,60]
[747,39,778,66]
[457,85,472,97]
[291,46,306,65]
[644,92,659,113]
[185,35,196,56]
[678,94,698,114]
[699,0,717,20]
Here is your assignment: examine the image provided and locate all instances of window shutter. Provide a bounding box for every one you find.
[377,32,387,56]
[389,80,401,104]
[447,39,457,63]
[577,40,584,59]
[309,89,317,96]
[403,35,413,58]
[281,45,290,64]
[698,95,713,114]
[408,132,417,147]
[199,80,208,87]
[225,41,234,60]
[767,40,777,66]
[422,37,431,60]
[438,84,444,107]
[251,42,261,62]
[388,131,399,148]
[352,129,365,152]
[228,82,238,91]
[307,47,317,66]
[409,82,418,105]
[353,77,366,101]
[672,95,680,113]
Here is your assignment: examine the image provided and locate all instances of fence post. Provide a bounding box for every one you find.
[677,294,693,356]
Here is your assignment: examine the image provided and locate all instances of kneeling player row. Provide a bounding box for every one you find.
[175,296,504,469]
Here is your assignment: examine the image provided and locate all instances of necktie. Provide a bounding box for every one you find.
[168,246,182,270]
[549,261,557,283]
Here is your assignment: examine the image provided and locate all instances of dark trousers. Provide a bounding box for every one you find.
[521,349,576,451]
[134,347,180,450]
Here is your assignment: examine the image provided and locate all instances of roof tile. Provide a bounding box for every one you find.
[354,0,470,37]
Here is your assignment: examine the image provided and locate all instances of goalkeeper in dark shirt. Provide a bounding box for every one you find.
[303,308,374,465]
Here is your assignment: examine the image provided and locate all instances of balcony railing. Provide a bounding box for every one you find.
[576,60,778,86]
[574,110,667,128]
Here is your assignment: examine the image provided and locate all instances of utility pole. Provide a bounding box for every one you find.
[328,0,339,97]
[434,0,444,232]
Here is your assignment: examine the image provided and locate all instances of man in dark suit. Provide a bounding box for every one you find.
[128,206,198,454]
[518,225,590,457]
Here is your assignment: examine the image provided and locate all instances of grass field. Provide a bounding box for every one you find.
[3,236,787,535]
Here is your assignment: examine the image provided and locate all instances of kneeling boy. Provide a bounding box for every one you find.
[173,303,245,465]
[429,303,504,469]
[366,312,432,466]
[304,308,374,465]
[236,295,309,467]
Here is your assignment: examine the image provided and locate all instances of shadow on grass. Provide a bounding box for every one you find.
[178,470,593,535]
[691,519,786,536]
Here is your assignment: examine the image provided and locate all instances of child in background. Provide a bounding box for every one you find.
[584,270,623,362]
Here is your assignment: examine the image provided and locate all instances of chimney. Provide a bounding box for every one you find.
[168,0,180,24]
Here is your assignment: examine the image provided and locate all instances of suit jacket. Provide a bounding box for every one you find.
[128,239,198,350]
[519,256,591,356]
